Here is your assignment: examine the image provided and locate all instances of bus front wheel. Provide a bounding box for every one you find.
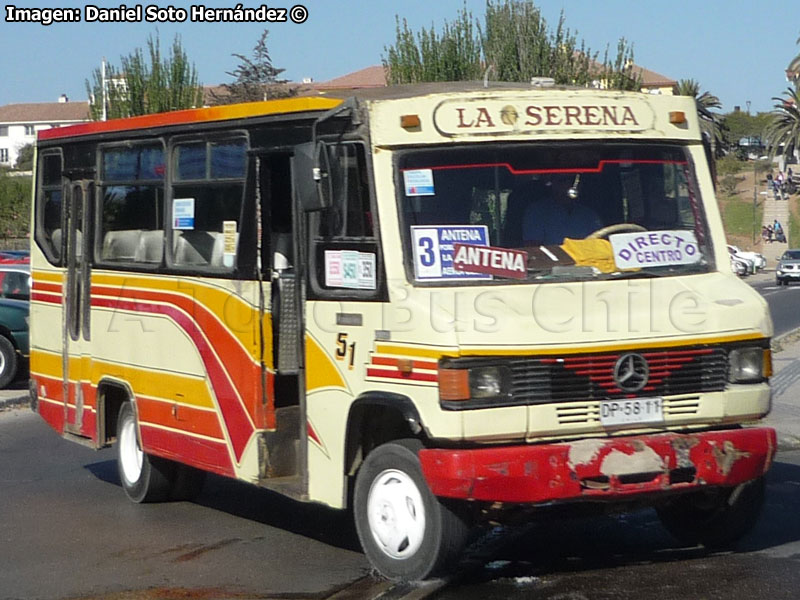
[116,402,176,503]
[656,476,765,549]
[353,440,470,581]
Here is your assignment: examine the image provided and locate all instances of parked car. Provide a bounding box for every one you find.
[0,264,30,388]
[727,245,765,273]
[0,298,29,388]
[776,249,800,286]
[730,254,748,276]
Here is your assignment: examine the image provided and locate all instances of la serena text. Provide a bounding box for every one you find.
[455,104,639,129]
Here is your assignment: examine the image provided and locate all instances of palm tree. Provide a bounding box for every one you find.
[677,79,724,156]
[765,87,800,162]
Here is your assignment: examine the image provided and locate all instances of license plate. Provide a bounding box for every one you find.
[600,397,664,427]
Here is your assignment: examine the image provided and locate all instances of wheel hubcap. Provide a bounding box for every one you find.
[119,416,143,485]
[367,468,426,559]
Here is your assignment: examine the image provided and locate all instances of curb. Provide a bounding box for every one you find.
[0,392,29,411]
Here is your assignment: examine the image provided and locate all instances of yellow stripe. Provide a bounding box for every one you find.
[200,97,343,121]
[305,334,347,393]
[31,349,214,409]
[33,270,64,283]
[377,332,767,359]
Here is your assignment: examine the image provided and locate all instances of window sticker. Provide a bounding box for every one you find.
[610,230,701,269]
[403,169,435,196]
[325,250,377,290]
[411,225,491,281]
[453,243,528,279]
[172,197,195,230]
[222,220,237,268]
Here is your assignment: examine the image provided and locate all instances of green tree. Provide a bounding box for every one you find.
[765,87,800,162]
[211,30,297,105]
[383,0,638,90]
[85,33,203,120]
[677,78,725,156]
[14,144,33,171]
[722,110,772,145]
[0,173,31,240]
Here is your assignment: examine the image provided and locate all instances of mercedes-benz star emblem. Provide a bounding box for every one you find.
[613,353,649,393]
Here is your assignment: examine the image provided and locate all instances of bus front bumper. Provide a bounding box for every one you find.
[419,427,776,503]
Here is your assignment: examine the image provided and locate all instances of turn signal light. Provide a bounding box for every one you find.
[438,368,470,401]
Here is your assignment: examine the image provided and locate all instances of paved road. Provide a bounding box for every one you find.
[4,406,800,600]
[0,409,371,600]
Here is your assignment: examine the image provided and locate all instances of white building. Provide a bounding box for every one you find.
[0,96,89,167]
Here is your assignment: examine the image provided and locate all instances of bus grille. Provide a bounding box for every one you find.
[509,347,728,404]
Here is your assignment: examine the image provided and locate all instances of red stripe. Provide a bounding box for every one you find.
[31,291,61,304]
[140,425,234,478]
[366,368,438,382]
[137,397,225,441]
[92,295,253,463]
[32,281,62,294]
[371,356,439,370]
[402,159,687,177]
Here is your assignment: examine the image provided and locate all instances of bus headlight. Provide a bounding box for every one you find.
[438,365,511,405]
[469,366,509,399]
[728,347,769,383]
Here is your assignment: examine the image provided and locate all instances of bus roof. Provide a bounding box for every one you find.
[37,96,344,141]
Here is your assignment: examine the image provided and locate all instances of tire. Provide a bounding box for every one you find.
[353,440,470,582]
[656,477,765,549]
[0,335,18,389]
[116,402,177,503]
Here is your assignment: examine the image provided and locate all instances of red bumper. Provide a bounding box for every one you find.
[419,427,776,503]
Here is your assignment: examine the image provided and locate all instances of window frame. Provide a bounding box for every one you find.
[165,132,250,275]
[34,148,65,266]
[393,141,716,287]
[306,139,386,301]
[94,139,167,270]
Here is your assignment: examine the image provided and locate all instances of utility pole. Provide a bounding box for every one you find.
[753,160,758,244]
[101,57,108,122]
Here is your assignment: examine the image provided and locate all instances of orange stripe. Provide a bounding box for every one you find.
[371,356,439,371]
[39,97,343,141]
[136,397,224,441]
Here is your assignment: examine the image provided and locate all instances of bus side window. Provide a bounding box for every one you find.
[170,138,247,271]
[97,144,166,266]
[36,152,64,264]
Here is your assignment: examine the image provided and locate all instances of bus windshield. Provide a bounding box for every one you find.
[397,142,714,284]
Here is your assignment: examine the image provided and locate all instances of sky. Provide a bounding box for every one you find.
[1,0,798,114]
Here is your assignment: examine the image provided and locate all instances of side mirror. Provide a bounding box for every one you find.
[314,142,334,210]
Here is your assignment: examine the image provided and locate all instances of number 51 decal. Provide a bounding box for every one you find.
[335,332,356,370]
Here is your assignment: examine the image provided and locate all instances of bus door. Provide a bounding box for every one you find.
[256,151,305,479]
[62,179,93,437]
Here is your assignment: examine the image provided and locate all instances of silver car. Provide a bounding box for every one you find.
[776,249,800,286]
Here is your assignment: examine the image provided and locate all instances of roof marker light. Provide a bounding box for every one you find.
[669,111,687,124]
[400,114,421,130]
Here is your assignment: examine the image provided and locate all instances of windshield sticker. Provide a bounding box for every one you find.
[610,230,701,269]
[222,221,237,268]
[412,225,491,281]
[403,169,435,196]
[172,197,195,230]
[453,243,528,279]
[325,250,377,290]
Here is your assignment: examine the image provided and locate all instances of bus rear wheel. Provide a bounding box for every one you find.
[116,402,205,503]
[353,440,470,581]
